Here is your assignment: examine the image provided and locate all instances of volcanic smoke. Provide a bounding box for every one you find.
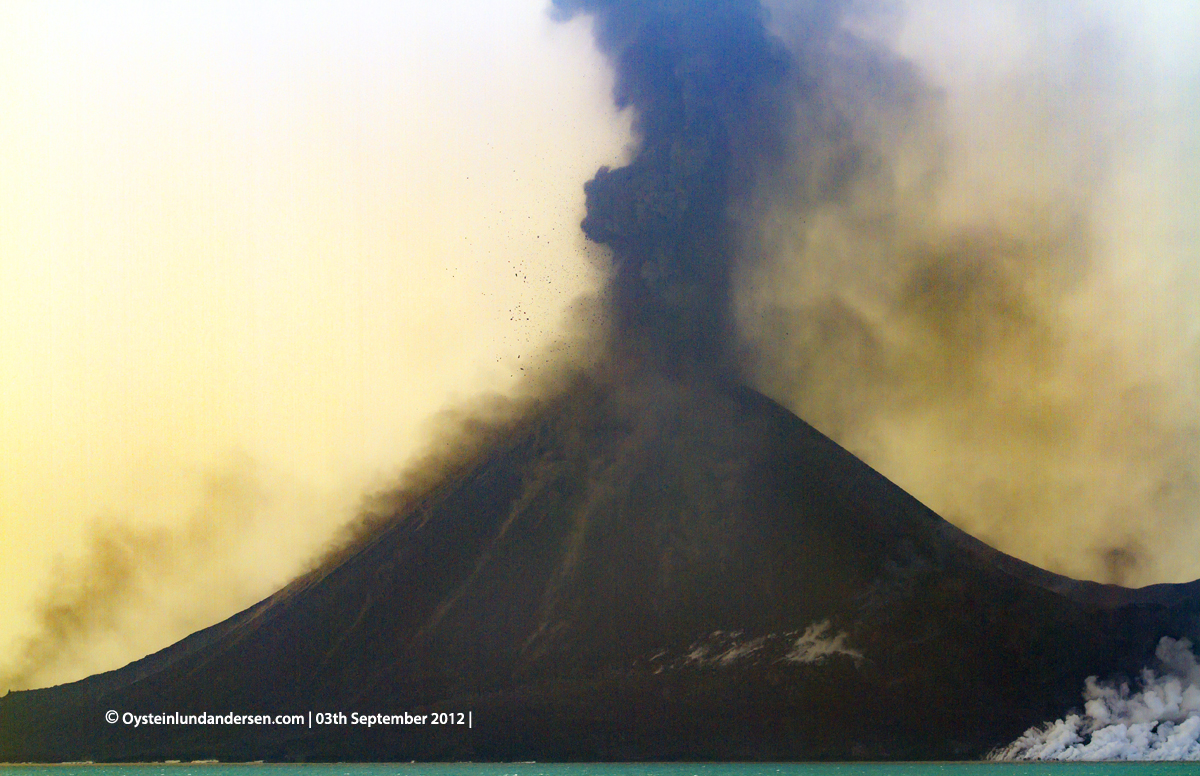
[2,1,1199,755]
[559,0,1200,588]
[2,0,1200,762]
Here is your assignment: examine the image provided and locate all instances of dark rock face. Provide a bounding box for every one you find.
[2,371,1198,761]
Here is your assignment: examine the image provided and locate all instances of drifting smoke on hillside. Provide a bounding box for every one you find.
[0,457,353,692]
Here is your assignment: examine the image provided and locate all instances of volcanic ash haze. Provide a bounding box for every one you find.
[741,0,1200,586]
[0,1,631,692]
[2,0,1200,720]
[3,0,1200,762]
[552,0,1200,586]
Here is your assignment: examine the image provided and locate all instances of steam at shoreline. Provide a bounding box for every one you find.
[992,636,1200,760]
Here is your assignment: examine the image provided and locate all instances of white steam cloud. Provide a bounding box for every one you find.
[992,636,1200,760]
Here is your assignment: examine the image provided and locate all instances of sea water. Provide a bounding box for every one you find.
[2,763,1199,776]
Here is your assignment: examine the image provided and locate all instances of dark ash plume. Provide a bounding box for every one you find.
[560,0,1200,585]
[553,0,802,373]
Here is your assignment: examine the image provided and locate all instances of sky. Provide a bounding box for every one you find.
[1,0,1198,692]
[0,0,631,690]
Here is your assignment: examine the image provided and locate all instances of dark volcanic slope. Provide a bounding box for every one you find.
[3,372,1199,761]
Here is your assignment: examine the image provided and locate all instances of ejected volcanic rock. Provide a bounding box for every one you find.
[3,369,1199,761]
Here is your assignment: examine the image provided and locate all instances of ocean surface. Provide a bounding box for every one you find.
[1,763,1199,776]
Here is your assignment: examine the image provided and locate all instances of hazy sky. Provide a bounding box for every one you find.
[0,0,631,688]
[742,0,1200,588]
[1,0,1198,691]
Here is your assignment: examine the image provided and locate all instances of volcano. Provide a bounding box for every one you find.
[3,368,1199,761]
[6,0,1200,761]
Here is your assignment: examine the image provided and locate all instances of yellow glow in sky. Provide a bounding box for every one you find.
[3,0,1198,691]
[0,0,631,688]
